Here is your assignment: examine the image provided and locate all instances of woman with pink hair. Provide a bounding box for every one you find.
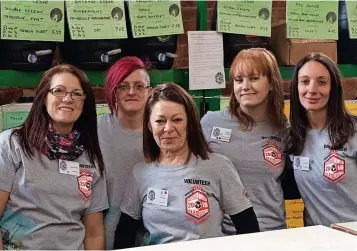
[97,56,152,249]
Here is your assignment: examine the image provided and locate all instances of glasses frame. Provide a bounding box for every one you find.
[48,87,86,101]
[116,83,150,92]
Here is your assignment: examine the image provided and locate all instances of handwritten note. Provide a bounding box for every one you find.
[4,111,29,130]
[346,0,357,39]
[66,0,127,40]
[188,31,226,90]
[217,0,272,37]
[128,0,184,38]
[285,199,304,228]
[1,0,64,41]
[286,0,338,40]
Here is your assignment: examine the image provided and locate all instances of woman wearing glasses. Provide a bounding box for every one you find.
[97,56,152,249]
[0,65,108,249]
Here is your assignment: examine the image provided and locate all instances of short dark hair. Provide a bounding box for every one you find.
[11,64,104,175]
[143,82,212,163]
[289,52,356,155]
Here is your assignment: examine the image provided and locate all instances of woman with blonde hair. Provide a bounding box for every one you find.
[201,48,299,232]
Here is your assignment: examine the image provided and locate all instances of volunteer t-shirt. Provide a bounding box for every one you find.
[201,109,287,232]
[98,114,144,249]
[121,152,252,245]
[292,127,357,226]
[0,129,108,250]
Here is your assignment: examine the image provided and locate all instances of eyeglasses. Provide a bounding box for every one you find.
[49,87,86,101]
[117,83,150,92]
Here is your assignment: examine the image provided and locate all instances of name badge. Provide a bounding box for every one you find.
[147,188,168,207]
[59,160,80,176]
[210,126,232,142]
[293,156,310,171]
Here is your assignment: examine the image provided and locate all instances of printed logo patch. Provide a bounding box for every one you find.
[323,150,345,183]
[77,169,93,202]
[262,140,283,168]
[148,190,155,201]
[185,186,210,224]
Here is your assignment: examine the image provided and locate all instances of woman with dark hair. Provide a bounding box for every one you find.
[98,56,152,249]
[0,64,108,249]
[289,52,357,226]
[201,48,299,233]
[114,83,259,249]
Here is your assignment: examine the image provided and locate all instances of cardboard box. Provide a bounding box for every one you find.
[270,22,337,66]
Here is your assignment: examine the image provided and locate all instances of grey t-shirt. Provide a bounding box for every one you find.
[121,152,252,245]
[97,114,144,249]
[201,109,287,232]
[293,127,357,226]
[0,129,108,250]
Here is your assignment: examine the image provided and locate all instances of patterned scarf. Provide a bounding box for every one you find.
[41,124,84,161]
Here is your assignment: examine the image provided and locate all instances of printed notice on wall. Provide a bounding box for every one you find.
[128,0,184,38]
[346,0,357,39]
[66,0,127,40]
[0,0,64,41]
[188,31,226,91]
[286,0,338,40]
[217,0,272,37]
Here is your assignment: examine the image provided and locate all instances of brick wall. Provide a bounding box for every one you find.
[272,0,286,27]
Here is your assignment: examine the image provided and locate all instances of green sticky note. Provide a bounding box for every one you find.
[220,97,230,110]
[96,106,110,117]
[128,0,184,38]
[4,111,29,130]
[66,0,128,40]
[217,0,272,37]
[0,0,64,41]
[286,0,338,40]
[346,0,357,39]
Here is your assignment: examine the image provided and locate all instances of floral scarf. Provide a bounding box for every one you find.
[41,124,84,161]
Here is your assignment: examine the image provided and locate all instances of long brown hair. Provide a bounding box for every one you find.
[229,48,286,130]
[11,64,104,175]
[289,52,356,155]
[143,82,212,163]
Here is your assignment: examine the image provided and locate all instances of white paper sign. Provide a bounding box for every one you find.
[188,31,226,90]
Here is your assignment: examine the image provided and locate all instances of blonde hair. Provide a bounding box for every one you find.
[229,48,286,130]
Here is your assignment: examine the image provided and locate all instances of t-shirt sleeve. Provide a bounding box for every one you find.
[200,112,214,143]
[218,156,252,215]
[85,170,109,215]
[120,168,142,220]
[0,131,19,192]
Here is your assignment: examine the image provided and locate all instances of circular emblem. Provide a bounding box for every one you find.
[148,190,155,201]
[213,128,220,137]
[59,161,67,171]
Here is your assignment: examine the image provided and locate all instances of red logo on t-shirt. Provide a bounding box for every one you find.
[323,151,345,184]
[185,186,210,224]
[262,140,283,168]
[77,169,93,202]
